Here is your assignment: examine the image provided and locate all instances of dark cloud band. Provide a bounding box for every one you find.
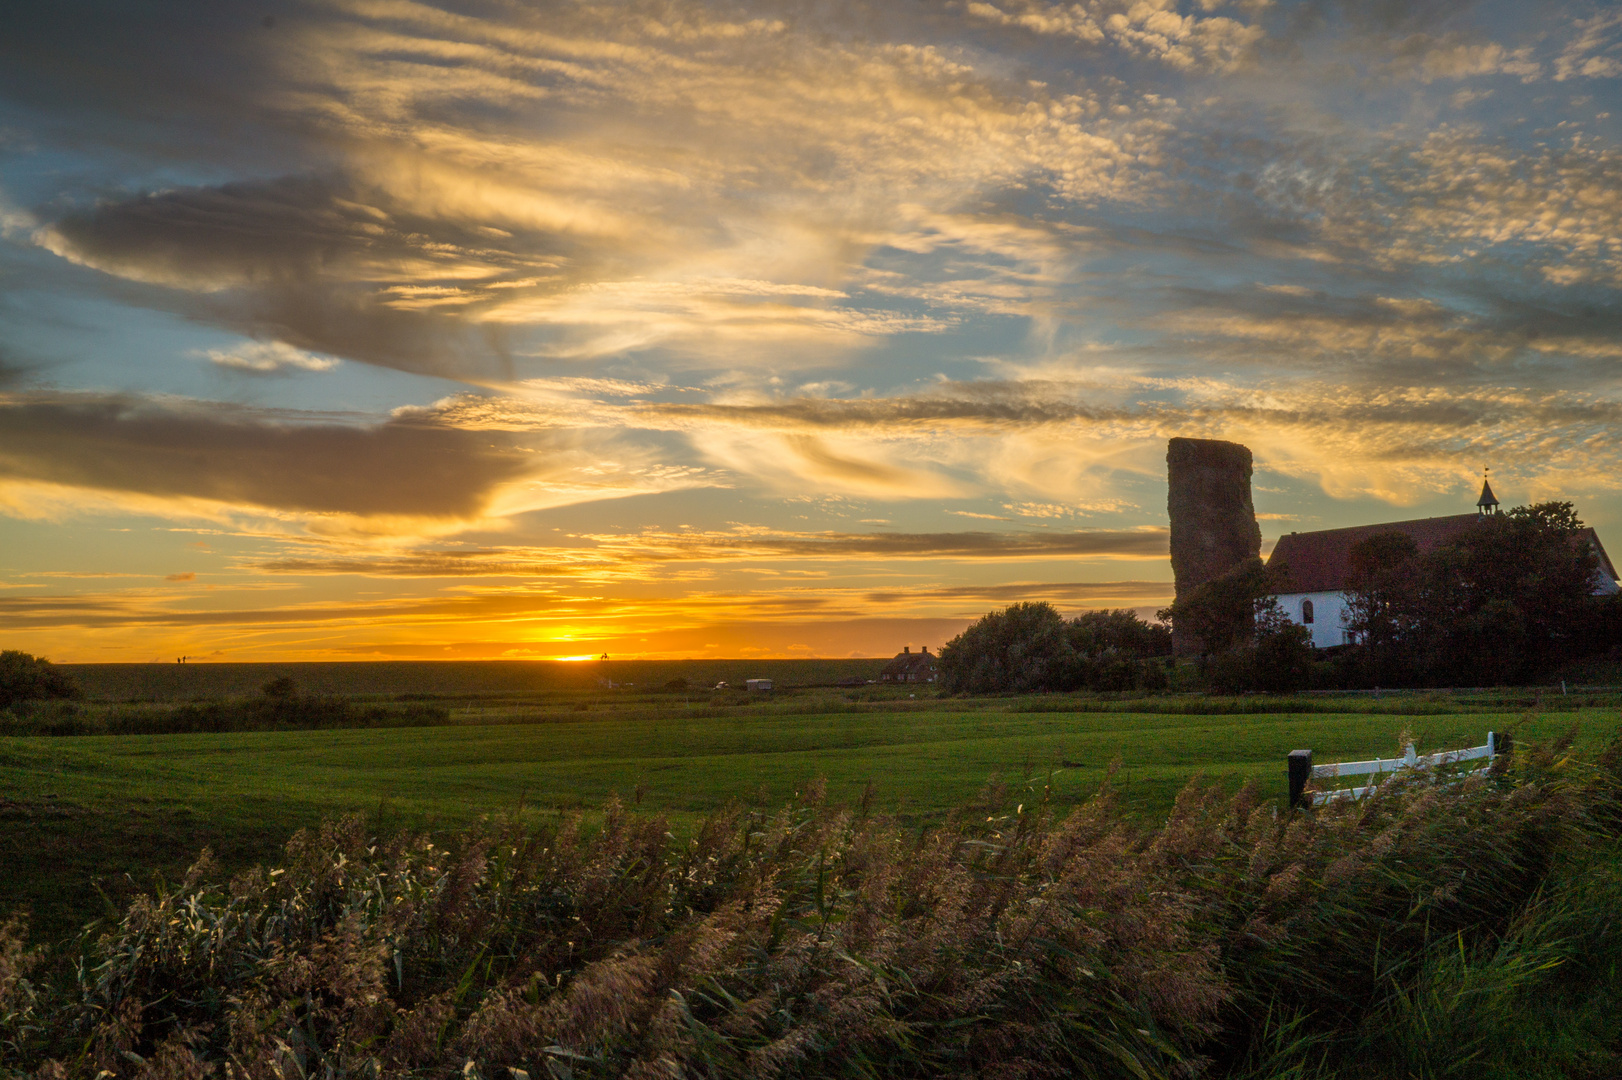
[0,393,533,517]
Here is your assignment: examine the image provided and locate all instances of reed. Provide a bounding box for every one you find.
[2,731,1619,1079]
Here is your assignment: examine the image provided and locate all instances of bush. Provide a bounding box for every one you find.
[261,675,298,699]
[939,602,1172,694]
[1201,599,1314,694]
[0,651,78,711]
[0,914,41,1069]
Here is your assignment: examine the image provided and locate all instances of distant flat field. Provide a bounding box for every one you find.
[59,659,891,701]
[4,695,1618,944]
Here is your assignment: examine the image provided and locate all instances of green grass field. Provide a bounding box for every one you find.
[5,680,1620,945]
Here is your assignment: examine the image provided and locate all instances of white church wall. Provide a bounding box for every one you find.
[1273,591,1354,649]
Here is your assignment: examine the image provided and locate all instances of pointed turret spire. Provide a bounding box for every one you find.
[1477,468,1499,515]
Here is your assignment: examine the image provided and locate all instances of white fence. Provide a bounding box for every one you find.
[1287,732,1507,809]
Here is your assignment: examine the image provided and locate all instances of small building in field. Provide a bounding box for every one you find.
[880,646,938,683]
[745,678,772,692]
[1267,480,1619,649]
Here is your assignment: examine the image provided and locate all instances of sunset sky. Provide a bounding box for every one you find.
[2,0,1619,662]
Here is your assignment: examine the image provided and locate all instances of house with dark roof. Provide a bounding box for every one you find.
[880,646,938,683]
[1267,480,1619,648]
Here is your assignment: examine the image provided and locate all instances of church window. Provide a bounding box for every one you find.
[1301,599,1314,624]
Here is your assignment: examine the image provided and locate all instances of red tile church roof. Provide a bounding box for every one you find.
[1267,514,1484,593]
[1267,514,1619,594]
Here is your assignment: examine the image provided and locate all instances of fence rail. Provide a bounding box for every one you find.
[1288,732,1508,808]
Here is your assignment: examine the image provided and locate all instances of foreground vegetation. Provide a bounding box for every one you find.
[3,730,1620,1079]
[4,655,1622,1076]
[4,683,1619,943]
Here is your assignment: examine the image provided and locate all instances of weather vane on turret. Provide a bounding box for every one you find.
[1477,466,1500,516]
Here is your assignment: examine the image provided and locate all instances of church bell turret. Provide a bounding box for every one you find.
[1477,469,1500,515]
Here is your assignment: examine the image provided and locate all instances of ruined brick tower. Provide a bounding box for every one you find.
[1167,438,1261,655]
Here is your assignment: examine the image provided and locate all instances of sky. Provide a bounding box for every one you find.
[1,0,1619,663]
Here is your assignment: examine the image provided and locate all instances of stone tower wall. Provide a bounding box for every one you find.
[1166,437,1261,654]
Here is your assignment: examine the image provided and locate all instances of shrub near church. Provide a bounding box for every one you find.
[937,602,1171,694]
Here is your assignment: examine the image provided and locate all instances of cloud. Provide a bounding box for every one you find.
[1554,10,1622,81]
[1238,127,1622,286]
[6,0,1622,664]
[20,0,1183,377]
[34,174,548,379]
[861,579,1174,608]
[588,525,1172,561]
[250,525,1171,579]
[1404,36,1540,82]
[40,175,419,291]
[965,0,1265,72]
[0,391,534,520]
[412,363,1622,512]
[654,377,1622,506]
[201,341,340,374]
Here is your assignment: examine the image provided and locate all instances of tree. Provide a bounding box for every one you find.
[938,604,1171,694]
[939,602,1072,694]
[1068,609,1172,659]
[1156,560,1314,692]
[0,651,80,711]
[1249,598,1315,692]
[1156,557,1276,657]
[1343,530,1425,684]
[1418,501,1599,684]
[1205,598,1314,693]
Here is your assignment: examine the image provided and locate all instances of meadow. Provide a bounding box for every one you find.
[5,665,1622,1078]
[4,668,1619,946]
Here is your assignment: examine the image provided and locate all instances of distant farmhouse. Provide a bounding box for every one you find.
[1267,478,1620,649]
[880,646,938,683]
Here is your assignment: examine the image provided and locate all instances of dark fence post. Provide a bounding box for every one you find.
[1288,749,1313,809]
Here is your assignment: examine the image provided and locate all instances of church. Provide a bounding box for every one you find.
[1267,478,1621,649]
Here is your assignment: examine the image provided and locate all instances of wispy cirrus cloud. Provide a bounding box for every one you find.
[245,526,1169,582]
[22,0,1177,377]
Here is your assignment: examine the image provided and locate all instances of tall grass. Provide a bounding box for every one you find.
[2,732,1619,1079]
